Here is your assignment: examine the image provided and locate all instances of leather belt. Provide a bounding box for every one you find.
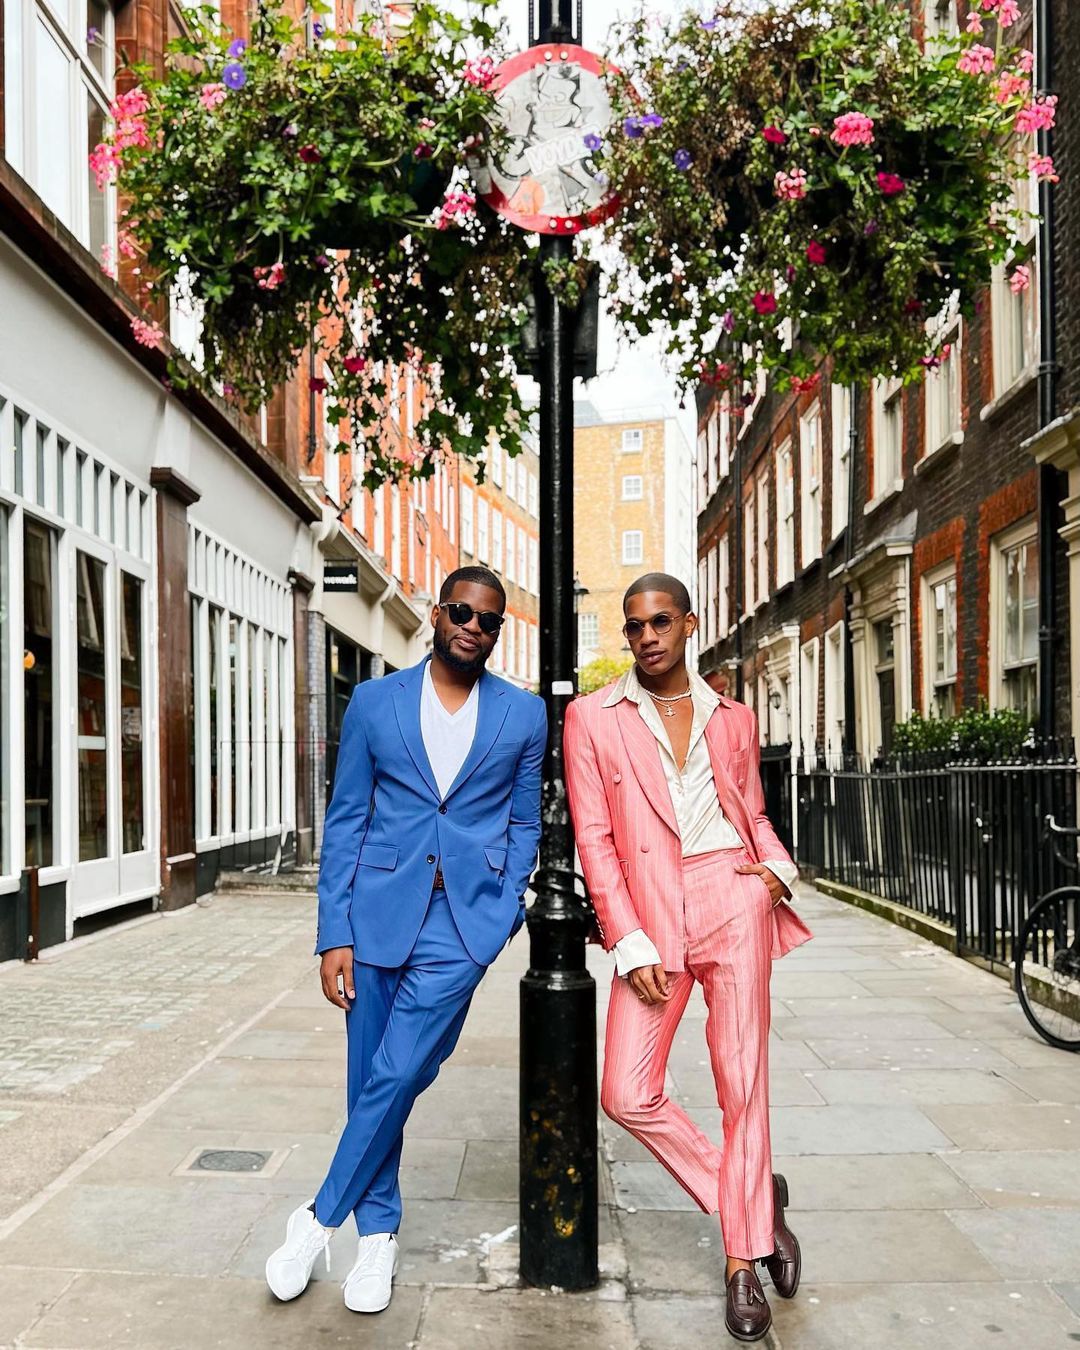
[433,868,445,891]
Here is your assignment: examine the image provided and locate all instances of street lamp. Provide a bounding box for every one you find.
[518,0,601,1296]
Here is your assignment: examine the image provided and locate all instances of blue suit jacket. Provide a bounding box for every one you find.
[316,657,547,968]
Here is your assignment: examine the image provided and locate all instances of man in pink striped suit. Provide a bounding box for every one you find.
[563,574,813,1343]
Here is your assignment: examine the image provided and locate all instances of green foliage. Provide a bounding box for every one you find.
[107,1,533,483]
[892,703,1033,760]
[591,0,1045,399]
[577,656,634,695]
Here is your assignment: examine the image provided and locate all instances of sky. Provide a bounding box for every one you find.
[496,0,701,447]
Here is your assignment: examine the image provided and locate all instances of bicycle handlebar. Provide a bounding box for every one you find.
[1043,814,1080,872]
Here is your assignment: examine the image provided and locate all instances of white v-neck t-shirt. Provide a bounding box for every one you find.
[420,661,481,800]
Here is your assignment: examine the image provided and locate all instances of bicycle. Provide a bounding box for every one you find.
[1014,815,1080,1052]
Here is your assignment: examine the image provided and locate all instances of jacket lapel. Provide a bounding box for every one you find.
[614,698,680,837]
[392,661,440,802]
[445,671,511,799]
[704,707,761,862]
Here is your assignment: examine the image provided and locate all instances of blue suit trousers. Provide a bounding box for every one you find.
[313,889,485,1232]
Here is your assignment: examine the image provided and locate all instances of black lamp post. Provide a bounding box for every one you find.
[518,0,600,1296]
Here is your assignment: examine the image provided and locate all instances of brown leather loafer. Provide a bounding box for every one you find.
[725,1267,772,1342]
[761,1172,801,1299]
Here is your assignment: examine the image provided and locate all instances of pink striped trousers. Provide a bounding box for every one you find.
[601,848,774,1259]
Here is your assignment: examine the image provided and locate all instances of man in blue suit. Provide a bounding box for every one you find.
[266,566,546,1314]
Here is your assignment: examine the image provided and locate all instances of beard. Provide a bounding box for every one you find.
[433,626,488,674]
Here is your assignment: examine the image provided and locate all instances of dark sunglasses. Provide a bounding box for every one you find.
[622,612,677,641]
[444,601,505,636]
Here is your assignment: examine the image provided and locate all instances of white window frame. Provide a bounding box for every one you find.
[621,529,643,566]
[799,400,823,567]
[830,384,851,540]
[528,472,538,519]
[621,474,643,501]
[476,497,489,563]
[922,561,958,719]
[505,517,515,583]
[517,529,527,588]
[988,516,1039,717]
[800,637,820,764]
[491,507,503,574]
[775,438,795,587]
[528,536,539,595]
[717,533,730,637]
[706,545,718,649]
[579,611,600,654]
[823,621,845,764]
[460,484,474,555]
[755,469,769,609]
[743,495,756,613]
[924,314,963,459]
[871,376,904,505]
[922,0,958,38]
[621,428,644,453]
[706,410,719,496]
[991,143,1040,400]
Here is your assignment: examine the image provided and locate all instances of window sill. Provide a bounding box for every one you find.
[915,431,964,477]
[774,577,795,598]
[863,480,904,516]
[797,555,821,580]
[980,363,1038,424]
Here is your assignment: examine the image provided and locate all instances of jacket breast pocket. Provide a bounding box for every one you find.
[359,843,398,870]
[484,846,507,873]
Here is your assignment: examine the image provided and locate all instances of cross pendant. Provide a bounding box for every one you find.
[664,705,676,718]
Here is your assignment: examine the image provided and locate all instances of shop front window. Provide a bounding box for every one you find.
[24,520,56,867]
[120,571,144,853]
[76,550,109,861]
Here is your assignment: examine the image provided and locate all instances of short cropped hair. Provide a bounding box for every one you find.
[623,572,692,614]
[440,566,507,610]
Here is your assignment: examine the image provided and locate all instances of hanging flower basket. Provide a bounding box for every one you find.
[93,1,534,482]
[586,0,1058,400]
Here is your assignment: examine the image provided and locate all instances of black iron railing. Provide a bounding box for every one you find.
[795,744,1079,966]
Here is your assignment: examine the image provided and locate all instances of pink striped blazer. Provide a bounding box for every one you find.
[563,681,813,972]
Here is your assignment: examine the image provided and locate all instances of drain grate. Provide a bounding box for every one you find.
[193,1148,272,1173]
[172,1144,290,1180]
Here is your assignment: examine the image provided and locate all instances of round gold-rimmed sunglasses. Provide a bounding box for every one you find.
[622,612,678,641]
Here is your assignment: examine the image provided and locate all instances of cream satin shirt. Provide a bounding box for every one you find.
[603,665,798,976]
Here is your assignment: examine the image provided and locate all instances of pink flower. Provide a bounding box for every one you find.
[699,360,732,387]
[436,188,476,230]
[199,82,227,111]
[806,241,827,265]
[1015,95,1058,134]
[958,44,996,75]
[1028,152,1059,182]
[830,112,875,148]
[1010,264,1031,294]
[414,143,433,159]
[965,10,984,33]
[809,125,822,138]
[109,87,151,152]
[343,355,367,375]
[100,244,117,280]
[752,291,777,315]
[790,373,822,394]
[130,316,163,348]
[118,230,138,260]
[993,71,1030,105]
[1017,49,1035,74]
[774,167,808,201]
[877,171,906,196]
[298,144,321,164]
[463,54,495,89]
[762,124,787,145]
[997,0,1020,25]
[253,262,286,290]
[90,141,125,190]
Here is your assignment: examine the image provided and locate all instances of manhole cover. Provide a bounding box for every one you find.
[192,1149,272,1173]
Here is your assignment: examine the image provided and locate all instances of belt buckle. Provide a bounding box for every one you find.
[433,867,445,891]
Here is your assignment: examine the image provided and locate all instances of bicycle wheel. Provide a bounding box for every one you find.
[1015,888,1080,1052]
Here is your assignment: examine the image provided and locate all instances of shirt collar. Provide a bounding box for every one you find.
[601,663,721,711]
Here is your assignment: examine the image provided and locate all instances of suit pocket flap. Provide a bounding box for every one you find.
[359,843,398,870]
[484,846,507,872]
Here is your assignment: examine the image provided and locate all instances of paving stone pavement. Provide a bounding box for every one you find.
[1,882,1080,1348]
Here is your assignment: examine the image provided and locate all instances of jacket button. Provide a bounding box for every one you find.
[427,854,436,864]
[439,805,447,814]
[640,843,650,853]
[613,772,622,783]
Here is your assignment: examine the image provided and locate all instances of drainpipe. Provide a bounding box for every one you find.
[842,383,858,761]
[1035,0,1059,744]
[733,396,745,701]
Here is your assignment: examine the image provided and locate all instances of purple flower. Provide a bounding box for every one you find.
[640,112,664,129]
[227,38,247,58]
[87,24,101,44]
[583,132,603,153]
[673,148,692,171]
[623,115,644,138]
[701,16,720,30]
[722,310,735,333]
[863,218,879,236]
[223,62,247,90]
[282,122,298,138]
[312,20,324,37]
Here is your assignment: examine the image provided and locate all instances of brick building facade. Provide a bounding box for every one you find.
[696,0,1076,779]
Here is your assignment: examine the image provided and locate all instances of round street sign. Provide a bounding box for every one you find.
[471,44,619,235]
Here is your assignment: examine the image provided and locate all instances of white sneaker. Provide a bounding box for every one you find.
[265,1201,335,1301]
[342,1233,399,1313]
